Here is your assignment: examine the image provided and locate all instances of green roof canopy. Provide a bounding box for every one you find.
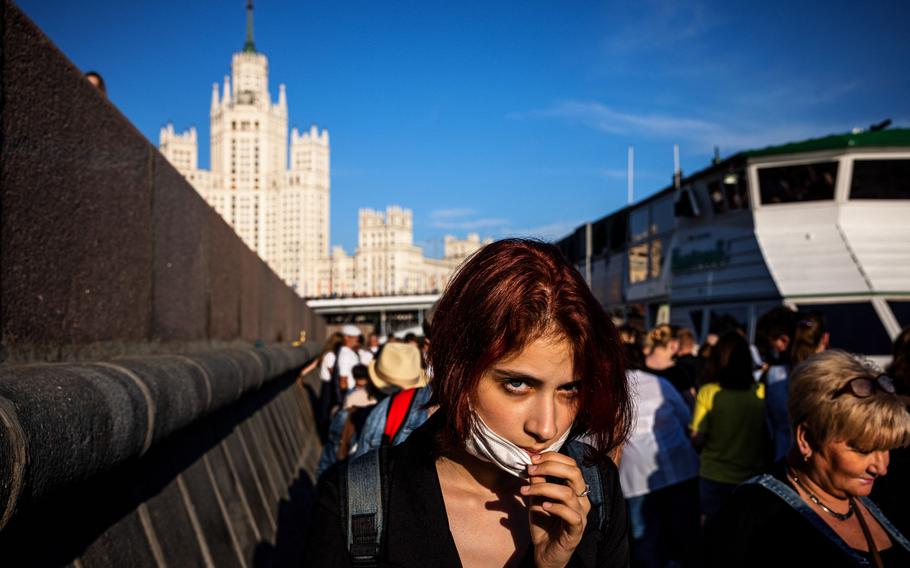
[743,128,910,158]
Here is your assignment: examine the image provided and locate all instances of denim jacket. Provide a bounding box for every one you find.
[746,474,910,566]
[352,385,433,459]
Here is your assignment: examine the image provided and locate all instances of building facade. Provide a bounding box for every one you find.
[160,5,487,298]
[319,206,490,297]
[159,5,329,296]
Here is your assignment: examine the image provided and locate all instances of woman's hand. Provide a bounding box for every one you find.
[520,452,591,568]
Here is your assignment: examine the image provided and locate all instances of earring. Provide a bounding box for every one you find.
[802,452,812,462]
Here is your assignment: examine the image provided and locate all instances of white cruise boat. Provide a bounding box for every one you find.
[558,127,910,362]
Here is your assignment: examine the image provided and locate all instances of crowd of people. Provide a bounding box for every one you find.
[618,308,910,567]
[297,238,910,567]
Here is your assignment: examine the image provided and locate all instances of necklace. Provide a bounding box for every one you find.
[789,471,855,521]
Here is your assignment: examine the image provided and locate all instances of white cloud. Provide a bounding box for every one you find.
[511,101,716,137]
[512,100,852,154]
[430,217,510,231]
[603,0,715,55]
[429,208,476,220]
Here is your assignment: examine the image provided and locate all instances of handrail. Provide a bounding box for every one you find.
[0,343,316,530]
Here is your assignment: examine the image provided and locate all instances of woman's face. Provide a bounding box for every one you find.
[812,438,889,498]
[472,334,579,455]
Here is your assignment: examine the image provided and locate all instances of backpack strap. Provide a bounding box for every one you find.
[382,388,418,445]
[343,447,389,567]
[564,440,605,532]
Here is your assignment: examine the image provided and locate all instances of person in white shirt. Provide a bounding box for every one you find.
[618,326,701,568]
[337,325,362,395]
[358,334,375,366]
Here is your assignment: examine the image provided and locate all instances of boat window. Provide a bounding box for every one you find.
[674,186,700,218]
[723,171,749,210]
[888,300,910,329]
[850,159,910,200]
[758,162,838,205]
[650,239,663,279]
[795,302,892,356]
[628,243,649,283]
[708,181,726,214]
[630,208,649,242]
[609,215,627,252]
[651,196,675,234]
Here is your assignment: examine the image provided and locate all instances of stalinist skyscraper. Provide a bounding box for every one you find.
[160,1,330,296]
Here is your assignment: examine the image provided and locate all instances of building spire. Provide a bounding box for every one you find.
[243,0,256,53]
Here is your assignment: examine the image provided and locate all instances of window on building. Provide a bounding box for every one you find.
[630,208,649,242]
[628,243,648,283]
[723,171,749,209]
[758,162,838,205]
[650,196,674,234]
[650,239,663,279]
[707,181,726,215]
[674,186,700,218]
[627,198,672,285]
[850,159,910,200]
[609,215,628,252]
[795,302,892,356]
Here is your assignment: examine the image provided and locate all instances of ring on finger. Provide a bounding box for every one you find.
[577,485,590,498]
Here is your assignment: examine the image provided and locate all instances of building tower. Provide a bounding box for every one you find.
[159,1,330,296]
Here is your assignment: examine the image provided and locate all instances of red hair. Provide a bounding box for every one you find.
[428,238,630,463]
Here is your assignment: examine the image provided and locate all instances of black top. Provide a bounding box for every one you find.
[705,468,910,567]
[643,364,693,395]
[306,413,630,567]
[872,442,910,538]
[674,354,706,388]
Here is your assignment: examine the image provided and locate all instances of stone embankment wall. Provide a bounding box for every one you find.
[0,2,326,564]
[1,0,324,364]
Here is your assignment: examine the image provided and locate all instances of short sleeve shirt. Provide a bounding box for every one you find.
[691,382,766,484]
[336,346,360,380]
[319,351,337,383]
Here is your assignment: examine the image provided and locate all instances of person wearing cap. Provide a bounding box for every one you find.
[337,324,363,397]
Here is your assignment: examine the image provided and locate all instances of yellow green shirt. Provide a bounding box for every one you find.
[691,382,766,484]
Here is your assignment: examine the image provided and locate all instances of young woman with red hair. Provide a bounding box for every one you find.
[309,238,632,567]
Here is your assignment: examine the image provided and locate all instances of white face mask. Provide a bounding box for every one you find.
[464,412,573,478]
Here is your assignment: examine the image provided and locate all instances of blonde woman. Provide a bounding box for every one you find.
[706,350,910,567]
[644,324,695,405]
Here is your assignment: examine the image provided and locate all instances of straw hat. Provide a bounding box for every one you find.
[368,343,428,393]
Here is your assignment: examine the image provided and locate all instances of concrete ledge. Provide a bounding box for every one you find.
[0,343,313,530]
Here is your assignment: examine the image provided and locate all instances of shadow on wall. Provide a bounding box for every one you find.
[0,369,321,566]
[252,469,316,567]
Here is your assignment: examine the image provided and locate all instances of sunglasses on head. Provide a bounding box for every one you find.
[832,374,896,399]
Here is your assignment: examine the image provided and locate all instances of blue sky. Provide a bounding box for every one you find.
[19,0,910,256]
